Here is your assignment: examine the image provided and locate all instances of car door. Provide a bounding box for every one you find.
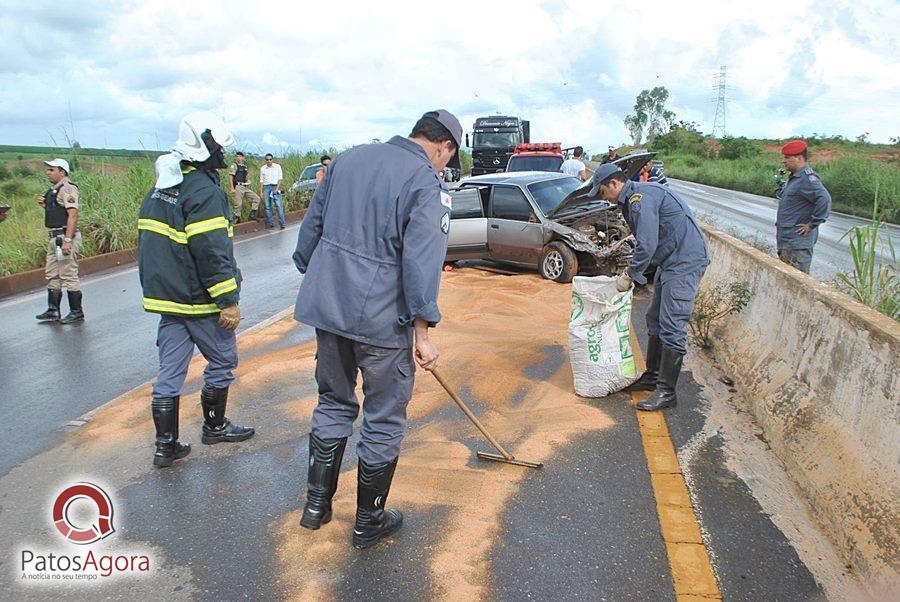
[446,187,488,261]
[487,185,544,265]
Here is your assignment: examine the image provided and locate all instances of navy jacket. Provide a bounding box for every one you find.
[293,136,450,348]
[138,168,240,316]
[618,181,709,285]
[776,165,831,250]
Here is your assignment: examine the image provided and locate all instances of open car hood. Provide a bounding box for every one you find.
[547,151,656,218]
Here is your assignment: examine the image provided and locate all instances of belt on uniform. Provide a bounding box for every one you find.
[48,228,78,238]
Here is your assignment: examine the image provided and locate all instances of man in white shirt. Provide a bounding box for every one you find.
[560,146,587,181]
[259,153,285,229]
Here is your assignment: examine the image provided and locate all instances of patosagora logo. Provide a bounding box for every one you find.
[18,482,151,583]
[52,483,115,544]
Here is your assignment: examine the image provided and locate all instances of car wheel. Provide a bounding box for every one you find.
[539,242,578,283]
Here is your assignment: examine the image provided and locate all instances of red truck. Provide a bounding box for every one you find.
[505,142,564,173]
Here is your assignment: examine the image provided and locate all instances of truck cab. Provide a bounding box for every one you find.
[505,142,564,173]
[468,116,530,176]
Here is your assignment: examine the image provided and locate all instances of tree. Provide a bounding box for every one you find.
[624,86,676,146]
[855,132,869,144]
[72,140,82,149]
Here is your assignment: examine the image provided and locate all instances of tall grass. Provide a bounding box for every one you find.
[0,150,329,276]
[662,153,900,223]
[835,193,898,320]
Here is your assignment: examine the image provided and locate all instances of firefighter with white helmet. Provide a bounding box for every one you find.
[138,111,255,468]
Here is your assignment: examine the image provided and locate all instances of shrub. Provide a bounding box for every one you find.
[689,280,753,348]
[1,179,24,197]
[15,165,31,178]
[0,164,10,180]
[718,136,761,160]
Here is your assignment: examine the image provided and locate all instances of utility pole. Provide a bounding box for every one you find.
[711,66,727,138]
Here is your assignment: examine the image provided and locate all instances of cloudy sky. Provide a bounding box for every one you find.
[1,0,898,155]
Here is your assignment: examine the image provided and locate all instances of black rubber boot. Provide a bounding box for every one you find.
[248,209,258,221]
[352,457,403,549]
[152,396,191,468]
[59,290,85,324]
[300,433,348,530]
[200,384,255,444]
[625,335,661,392]
[35,289,63,321]
[636,345,684,411]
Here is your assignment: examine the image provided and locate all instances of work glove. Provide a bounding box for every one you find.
[615,271,633,292]
[219,304,241,331]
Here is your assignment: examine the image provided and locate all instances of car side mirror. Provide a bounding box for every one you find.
[465,133,470,148]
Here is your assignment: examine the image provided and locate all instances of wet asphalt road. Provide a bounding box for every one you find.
[0,284,831,600]
[0,224,303,478]
[670,178,899,281]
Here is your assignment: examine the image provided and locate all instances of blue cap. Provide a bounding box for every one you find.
[587,163,623,197]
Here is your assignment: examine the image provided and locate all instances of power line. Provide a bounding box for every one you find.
[712,66,727,138]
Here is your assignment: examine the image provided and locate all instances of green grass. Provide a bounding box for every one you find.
[662,152,899,223]
[0,150,324,276]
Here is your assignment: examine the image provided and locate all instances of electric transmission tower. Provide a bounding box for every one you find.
[711,66,727,138]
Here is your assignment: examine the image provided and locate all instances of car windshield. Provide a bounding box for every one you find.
[300,165,322,180]
[473,131,519,148]
[527,177,584,215]
[507,155,564,172]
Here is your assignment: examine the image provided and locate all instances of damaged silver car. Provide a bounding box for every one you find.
[446,152,654,283]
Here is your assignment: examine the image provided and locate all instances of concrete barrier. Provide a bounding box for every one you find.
[0,209,307,299]
[699,224,899,589]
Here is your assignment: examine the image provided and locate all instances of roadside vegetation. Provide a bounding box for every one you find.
[613,86,899,223]
[689,280,753,349]
[0,149,324,276]
[651,123,899,223]
[835,195,898,320]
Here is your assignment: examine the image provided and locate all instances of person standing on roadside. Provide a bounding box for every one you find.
[634,159,668,186]
[260,153,285,229]
[776,140,831,274]
[560,146,587,181]
[292,109,461,549]
[35,159,84,324]
[591,163,709,412]
[315,155,332,185]
[229,151,261,223]
[138,112,255,468]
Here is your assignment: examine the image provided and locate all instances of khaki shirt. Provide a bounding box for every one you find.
[55,177,80,210]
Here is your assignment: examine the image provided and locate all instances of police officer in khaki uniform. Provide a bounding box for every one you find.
[229,151,261,223]
[35,159,84,324]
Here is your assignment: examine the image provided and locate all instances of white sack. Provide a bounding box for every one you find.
[568,275,639,397]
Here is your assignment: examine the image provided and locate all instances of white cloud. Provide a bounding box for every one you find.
[0,0,897,153]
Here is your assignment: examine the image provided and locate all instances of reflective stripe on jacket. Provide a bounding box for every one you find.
[138,168,241,316]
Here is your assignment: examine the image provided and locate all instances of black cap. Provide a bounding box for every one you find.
[423,109,463,169]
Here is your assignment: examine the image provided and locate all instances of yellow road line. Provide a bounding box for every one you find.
[631,330,722,601]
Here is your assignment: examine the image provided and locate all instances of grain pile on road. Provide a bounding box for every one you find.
[274,269,615,599]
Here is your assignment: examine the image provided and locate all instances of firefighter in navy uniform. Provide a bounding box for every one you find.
[138,112,255,468]
[35,158,84,323]
[590,163,709,411]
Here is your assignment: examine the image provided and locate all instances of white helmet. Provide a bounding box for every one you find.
[172,111,235,162]
[155,111,235,189]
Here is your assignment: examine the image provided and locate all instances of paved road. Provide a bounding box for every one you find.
[669,179,899,280]
[0,271,842,600]
[0,224,303,478]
